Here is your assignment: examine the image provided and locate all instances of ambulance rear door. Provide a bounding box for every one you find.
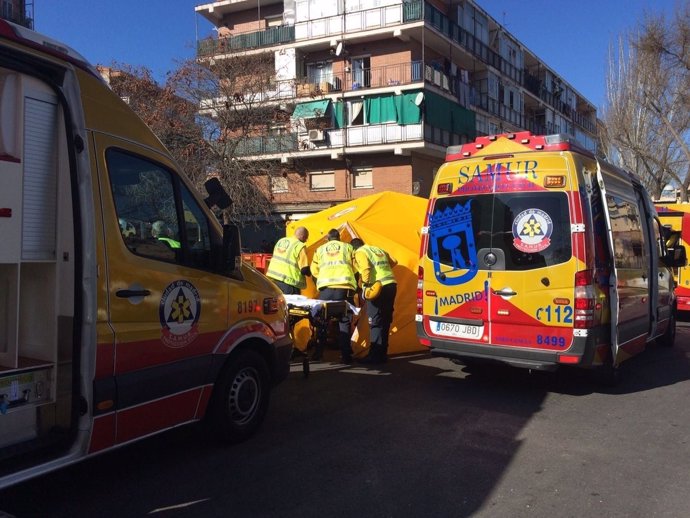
[479,155,578,353]
[596,164,651,362]
[423,152,579,356]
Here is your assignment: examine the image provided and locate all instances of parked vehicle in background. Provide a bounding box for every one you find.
[655,202,690,314]
[416,132,686,381]
[0,20,292,489]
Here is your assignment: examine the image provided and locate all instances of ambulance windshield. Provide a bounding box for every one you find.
[428,192,572,271]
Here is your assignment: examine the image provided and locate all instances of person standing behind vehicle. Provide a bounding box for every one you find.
[351,238,397,364]
[266,226,310,295]
[310,228,357,363]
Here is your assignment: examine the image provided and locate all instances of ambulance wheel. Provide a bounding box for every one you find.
[210,349,270,443]
[658,310,676,347]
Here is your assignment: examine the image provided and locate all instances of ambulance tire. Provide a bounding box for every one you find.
[209,349,270,444]
[658,310,676,347]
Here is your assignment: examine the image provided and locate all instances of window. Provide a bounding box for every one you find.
[1,1,12,19]
[352,166,373,189]
[428,192,572,272]
[107,149,215,269]
[181,185,213,270]
[306,61,332,84]
[309,170,335,191]
[266,15,283,28]
[606,196,648,270]
[351,56,371,88]
[271,175,289,193]
[347,99,364,126]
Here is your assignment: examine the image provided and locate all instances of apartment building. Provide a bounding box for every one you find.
[194,0,597,229]
[0,0,32,28]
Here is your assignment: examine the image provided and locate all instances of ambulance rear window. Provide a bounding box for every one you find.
[428,192,572,271]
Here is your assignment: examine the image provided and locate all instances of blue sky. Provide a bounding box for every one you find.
[35,0,677,110]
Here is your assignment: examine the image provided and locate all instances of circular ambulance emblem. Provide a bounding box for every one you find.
[512,208,553,253]
[159,280,201,348]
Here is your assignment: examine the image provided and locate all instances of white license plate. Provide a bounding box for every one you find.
[432,320,483,340]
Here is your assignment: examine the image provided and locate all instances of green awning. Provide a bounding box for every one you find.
[424,91,476,137]
[365,94,398,124]
[291,99,331,119]
[334,101,345,129]
[394,92,423,125]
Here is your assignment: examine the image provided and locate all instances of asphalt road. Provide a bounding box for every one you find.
[2,323,690,518]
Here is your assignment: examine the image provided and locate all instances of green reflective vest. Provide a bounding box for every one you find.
[360,244,396,286]
[158,237,181,249]
[314,240,356,290]
[266,236,307,289]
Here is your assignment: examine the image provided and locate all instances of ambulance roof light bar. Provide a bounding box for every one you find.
[445,132,593,161]
[0,19,103,82]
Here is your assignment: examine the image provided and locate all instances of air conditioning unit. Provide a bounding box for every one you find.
[308,129,325,142]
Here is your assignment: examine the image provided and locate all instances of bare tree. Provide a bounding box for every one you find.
[603,4,690,201]
[103,53,303,223]
[102,64,208,187]
[169,53,306,223]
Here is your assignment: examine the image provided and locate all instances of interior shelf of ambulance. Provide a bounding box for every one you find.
[1,70,74,453]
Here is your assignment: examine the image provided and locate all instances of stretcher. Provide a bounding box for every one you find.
[284,295,360,377]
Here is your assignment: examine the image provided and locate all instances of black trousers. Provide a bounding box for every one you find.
[274,280,301,295]
[316,287,355,360]
[366,283,397,361]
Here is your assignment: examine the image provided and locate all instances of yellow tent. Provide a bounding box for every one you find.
[286,191,427,357]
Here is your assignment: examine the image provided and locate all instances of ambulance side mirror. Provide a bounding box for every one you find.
[204,177,232,211]
[663,244,687,268]
[222,223,241,272]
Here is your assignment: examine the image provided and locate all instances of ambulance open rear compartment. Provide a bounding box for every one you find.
[0,67,76,459]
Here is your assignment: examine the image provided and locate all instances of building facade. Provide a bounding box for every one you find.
[1,0,32,28]
[194,0,597,225]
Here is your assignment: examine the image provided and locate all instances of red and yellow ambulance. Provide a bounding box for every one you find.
[655,202,690,314]
[0,21,292,488]
[417,132,684,378]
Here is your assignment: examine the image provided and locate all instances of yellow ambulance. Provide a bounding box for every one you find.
[655,202,690,314]
[416,132,685,379]
[0,21,292,488]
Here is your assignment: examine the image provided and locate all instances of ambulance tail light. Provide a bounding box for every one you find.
[263,297,279,314]
[574,270,596,329]
[436,183,453,195]
[416,266,424,315]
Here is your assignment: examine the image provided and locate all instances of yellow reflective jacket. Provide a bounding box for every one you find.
[266,236,307,289]
[355,244,396,286]
[312,240,356,290]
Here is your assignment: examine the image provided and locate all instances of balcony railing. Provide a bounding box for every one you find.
[234,134,299,156]
[233,122,424,157]
[422,2,597,132]
[197,1,423,57]
[328,122,423,147]
[294,0,423,41]
[197,25,295,56]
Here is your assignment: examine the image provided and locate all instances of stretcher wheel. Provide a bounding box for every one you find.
[302,356,310,378]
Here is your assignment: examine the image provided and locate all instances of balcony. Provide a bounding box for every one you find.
[233,122,424,157]
[298,61,423,96]
[197,25,295,56]
[294,0,423,41]
[197,1,423,57]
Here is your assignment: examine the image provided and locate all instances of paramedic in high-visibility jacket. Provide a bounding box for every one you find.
[310,228,357,364]
[351,238,397,364]
[266,226,310,295]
